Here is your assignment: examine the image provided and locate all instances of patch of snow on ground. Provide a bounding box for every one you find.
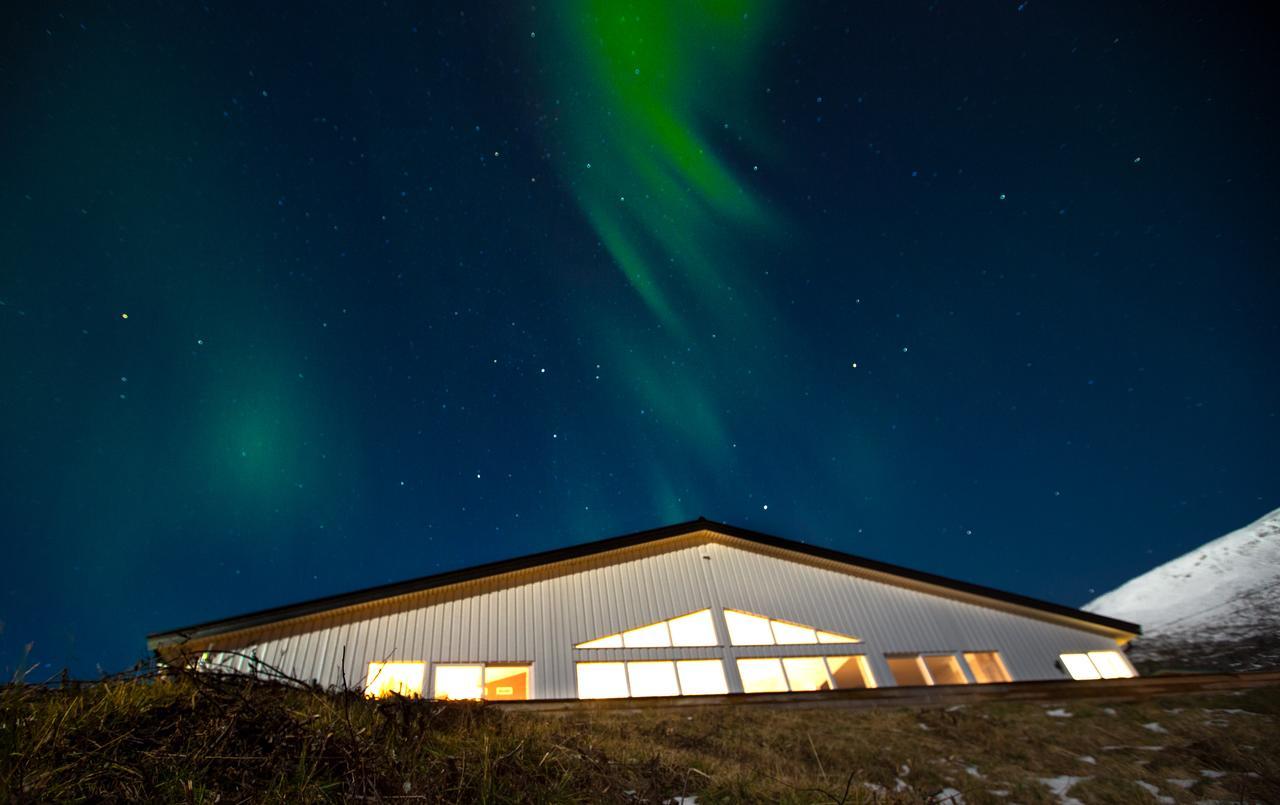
[965,765,983,778]
[894,778,911,792]
[1078,755,1096,764]
[1200,769,1227,779]
[1134,780,1174,804]
[1143,722,1168,733]
[1102,707,1117,716]
[931,788,965,803]
[1046,708,1073,718]
[1040,775,1089,805]
[988,790,1009,798]
[1166,778,1195,789]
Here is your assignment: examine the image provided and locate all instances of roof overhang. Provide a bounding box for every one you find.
[147,518,1141,651]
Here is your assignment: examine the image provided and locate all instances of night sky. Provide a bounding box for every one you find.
[3,2,1277,678]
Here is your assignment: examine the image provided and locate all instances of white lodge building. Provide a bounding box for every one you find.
[148,519,1141,701]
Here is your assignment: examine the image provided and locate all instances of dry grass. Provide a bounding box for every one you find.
[2,665,1276,803]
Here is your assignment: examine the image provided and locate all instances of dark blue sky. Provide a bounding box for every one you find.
[2,1,1277,678]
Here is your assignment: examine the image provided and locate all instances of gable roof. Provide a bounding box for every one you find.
[147,518,1140,650]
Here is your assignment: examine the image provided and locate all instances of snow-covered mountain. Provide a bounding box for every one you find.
[1083,506,1280,673]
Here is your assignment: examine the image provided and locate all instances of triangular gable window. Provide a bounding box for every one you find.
[723,609,860,646]
[576,609,718,648]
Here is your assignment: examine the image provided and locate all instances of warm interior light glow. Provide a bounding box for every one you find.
[668,609,717,646]
[1060,653,1102,680]
[434,665,484,700]
[771,620,818,645]
[963,651,1012,683]
[725,609,859,646]
[579,610,717,649]
[483,666,530,700]
[781,657,832,691]
[1088,651,1136,679]
[576,633,624,649]
[622,621,672,648]
[886,656,931,686]
[365,662,425,698]
[576,662,629,699]
[923,655,968,685]
[626,661,680,697]
[724,610,776,645]
[675,659,728,695]
[737,658,789,693]
[826,655,876,688]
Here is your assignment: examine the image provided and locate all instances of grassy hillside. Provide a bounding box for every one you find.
[2,670,1277,803]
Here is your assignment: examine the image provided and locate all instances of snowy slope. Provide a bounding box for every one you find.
[1083,506,1280,671]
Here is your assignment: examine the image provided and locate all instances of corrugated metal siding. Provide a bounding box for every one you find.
[196,538,1123,697]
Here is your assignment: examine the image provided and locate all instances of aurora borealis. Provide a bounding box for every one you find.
[3,2,1278,677]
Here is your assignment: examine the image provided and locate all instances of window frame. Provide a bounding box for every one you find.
[365,661,427,698]
[431,662,533,701]
[1059,650,1135,680]
[961,651,1013,684]
[884,653,972,687]
[576,659,731,699]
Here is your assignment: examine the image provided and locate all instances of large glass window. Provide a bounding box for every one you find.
[627,661,681,697]
[1060,651,1135,680]
[621,621,671,648]
[433,664,531,700]
[782,657,832,691]
[365,662,425,698]
[668,610,718,646]
[737,658,790,693]
[923,655,968,685]
[738,656,877,693]
[675,659,730,695]
[577,660,730,699]
[724,611,776,645]
[434,665,484,700]
[963,651,1012,683]
[826,655,876,689]
[724,610,859,646]
[577,662,629,699]
[483,666,531,700]
[576,609,717,649]
[885,656,930,686]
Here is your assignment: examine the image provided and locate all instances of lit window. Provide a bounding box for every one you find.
[365,662,425,698]
[725,610,775,645]
[1060,651,1134,680]
[668,610,718,646]
[737,658,789,693]
[622,621,672,648]
[434,665,484,700]
[675,659,729,695]
[782,657,832,691]
[627,661,681,697]
[576,634,623,649]
[826,655,876,689]
[886,656,931,686]
[577,662,629,699]
[483,666,530,700]
[1088,651,1135,679]
[577,609,717,649]
[1059,653,1102,680]
[923,655,968,685]
[963,652,1012,683]
[772,621,818,645]
[724,610,860,646]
